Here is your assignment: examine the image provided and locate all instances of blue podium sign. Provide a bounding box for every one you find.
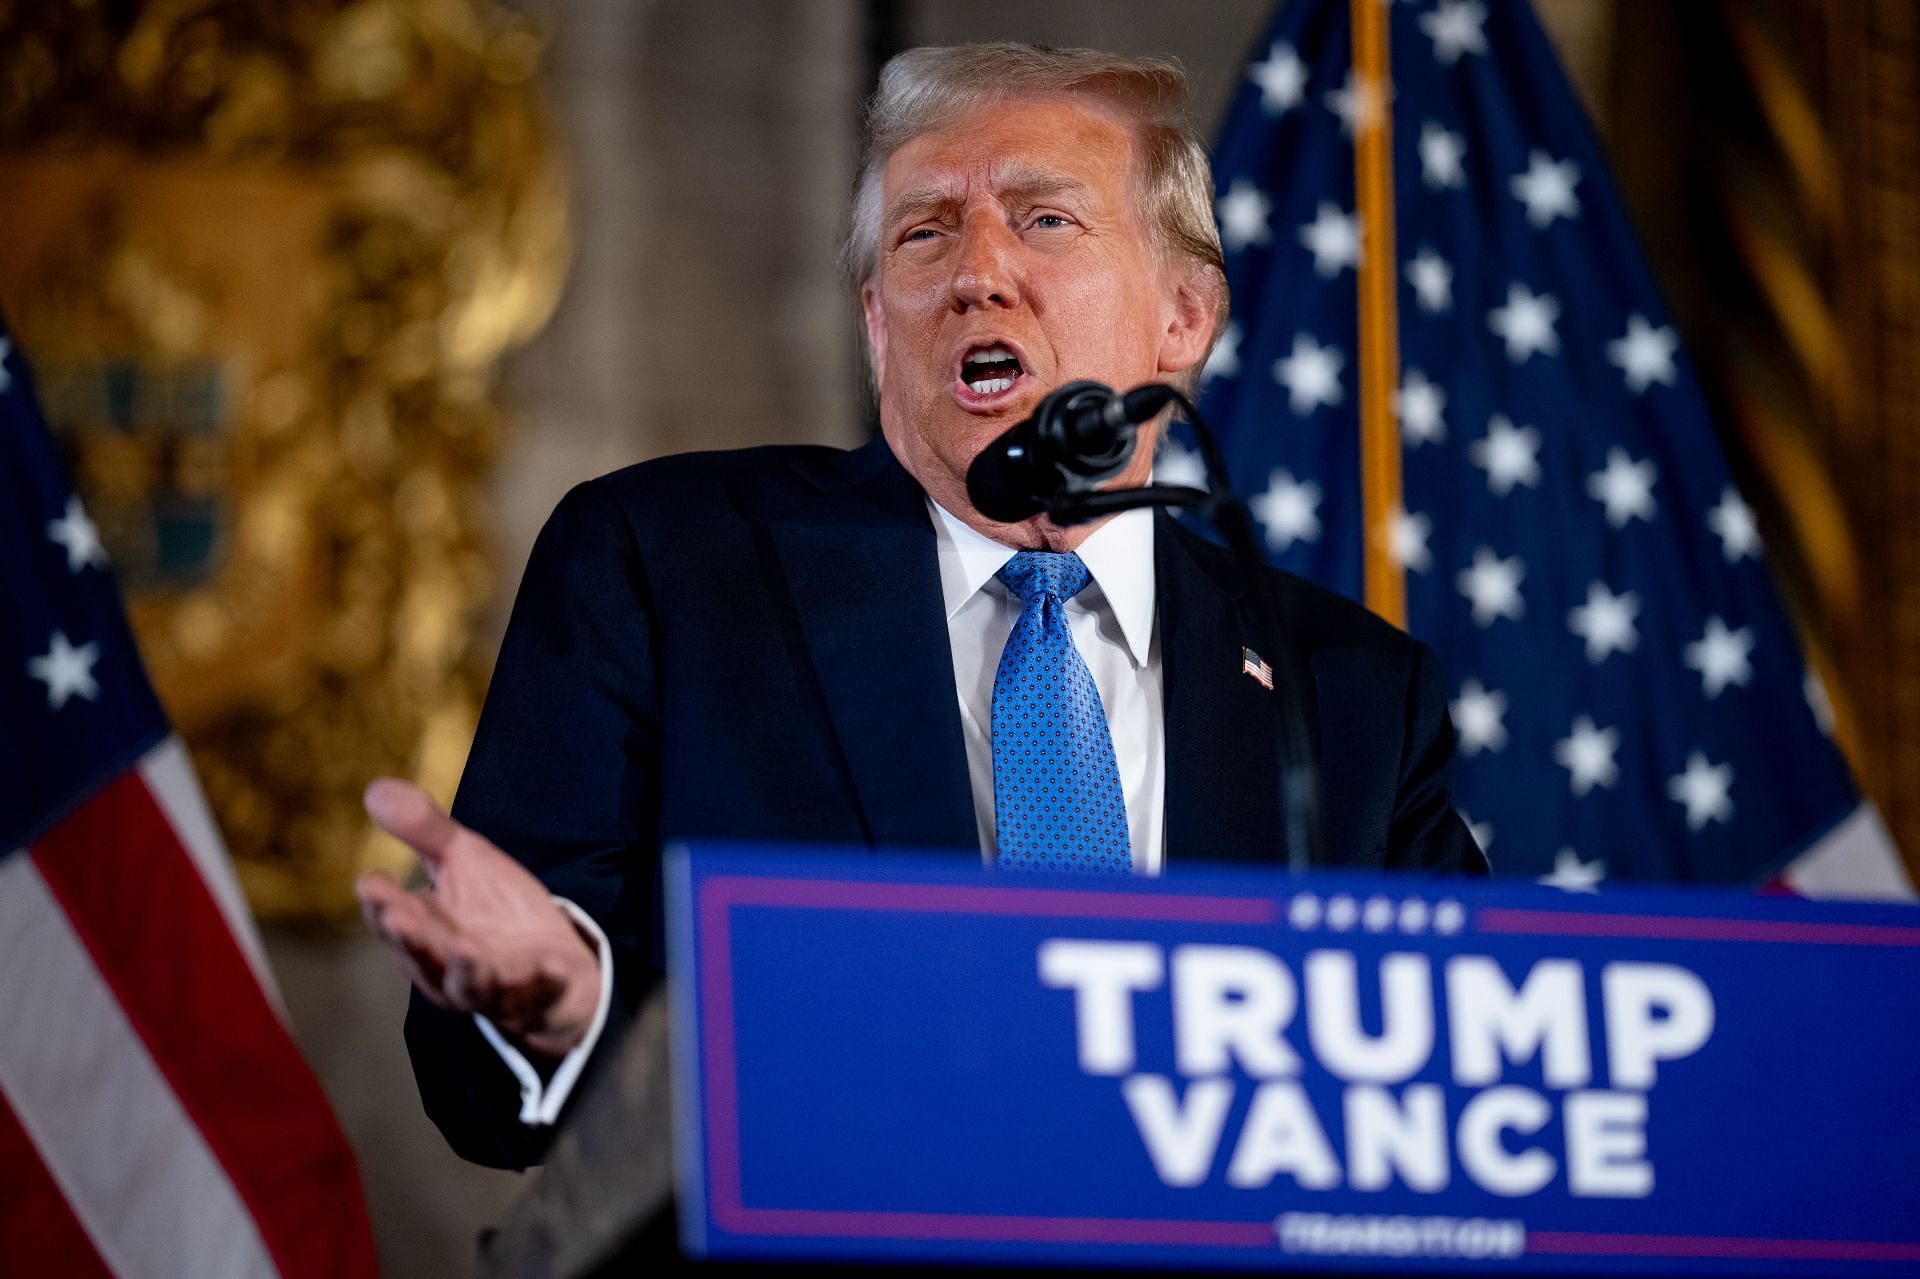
[665,846,1920,1275]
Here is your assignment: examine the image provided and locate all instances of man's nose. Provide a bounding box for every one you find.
[948,214,1023,312]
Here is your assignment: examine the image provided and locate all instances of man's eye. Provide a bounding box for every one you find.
[1030,214,1072,230]
[902,227,942,243]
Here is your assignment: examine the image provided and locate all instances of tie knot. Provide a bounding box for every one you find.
[996,550,1091,607]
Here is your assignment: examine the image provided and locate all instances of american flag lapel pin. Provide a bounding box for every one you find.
[1240,646,1274,691]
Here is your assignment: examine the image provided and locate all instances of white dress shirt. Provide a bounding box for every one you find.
[491,497,1168,1124]
[927,498,1166,875]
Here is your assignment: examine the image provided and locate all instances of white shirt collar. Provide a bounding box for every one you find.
[926,498,1156,667]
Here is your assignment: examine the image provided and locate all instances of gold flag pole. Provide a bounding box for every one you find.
[1352,0,1407,627]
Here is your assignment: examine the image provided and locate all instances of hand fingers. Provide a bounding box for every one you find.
[490,964,568,1030]
[365,887,462,979]
[363,778,464,877]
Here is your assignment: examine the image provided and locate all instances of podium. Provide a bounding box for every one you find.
[484,844,1920,1277]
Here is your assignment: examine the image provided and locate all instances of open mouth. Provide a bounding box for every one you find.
[956,343,1028,400]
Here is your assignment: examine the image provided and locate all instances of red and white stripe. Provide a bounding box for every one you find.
[0,737,377,1277]
[1780,802,1914,901]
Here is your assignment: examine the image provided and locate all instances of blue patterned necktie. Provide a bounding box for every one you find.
[991,551,1132,872]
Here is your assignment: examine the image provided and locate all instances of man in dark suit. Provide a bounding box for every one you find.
[358,42,1483,1174]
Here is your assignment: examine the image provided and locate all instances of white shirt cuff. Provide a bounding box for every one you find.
[473,897,615,1127]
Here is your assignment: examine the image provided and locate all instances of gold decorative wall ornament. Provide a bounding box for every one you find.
[0,0,568,920]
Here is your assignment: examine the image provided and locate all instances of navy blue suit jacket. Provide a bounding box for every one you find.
[408,435,1482,1169]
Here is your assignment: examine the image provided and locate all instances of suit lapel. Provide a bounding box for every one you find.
[764,438,978,854]
[1157,515,1288,868]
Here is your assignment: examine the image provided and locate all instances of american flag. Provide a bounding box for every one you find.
[0,315,377,1274]
[1174,0,1910,894]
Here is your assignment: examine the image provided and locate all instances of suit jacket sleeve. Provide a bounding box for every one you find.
[1386,642,1488,875]
[405,478,663,1170]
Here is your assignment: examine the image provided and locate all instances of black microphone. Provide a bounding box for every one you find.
[965,380,1179,523]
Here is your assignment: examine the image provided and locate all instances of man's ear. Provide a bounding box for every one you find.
[860,282,889,387]
[1156,263,1226,377]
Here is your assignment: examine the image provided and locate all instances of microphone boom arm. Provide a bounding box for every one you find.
[1048,388,1324,873]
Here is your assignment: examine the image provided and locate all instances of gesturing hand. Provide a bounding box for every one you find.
[356,778,601,1060]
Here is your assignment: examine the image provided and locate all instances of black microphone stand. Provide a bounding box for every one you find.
[1049,387,1324,873]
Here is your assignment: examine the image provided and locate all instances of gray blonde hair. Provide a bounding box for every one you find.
[843,43,1229,343]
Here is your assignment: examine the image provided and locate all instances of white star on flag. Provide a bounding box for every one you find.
[1248,42,1309,115]
[1432,900,1466,935]
[1251,469,1323,551]
[1288,893,1323,928]
[1460,814,1494,855]
[1487,282,1561,361]
[1471,414,1542,495]
[1216,180,1272,253]
[1707,486,1761,562]
[1458,547,1526,626]
[1325,70,1389,135]
[1386,506,1432,572]
[1395,368,1447,445]
[1421,0,1489,65]
[1153,438,1207,489]
[1805,670,1835,736]
[0,336,12,393]
[1406,247,1454,313]
[1450,678,1509,754]
[1420,121,1467,189]
[1587,447,1658,528]
[1202,321,1241,384]
[1567,581,1640,663]
[28,629,103,710]
[46,495,109,572]
[1607,313,1680,394]
[1538,848,1606,893]
[1669,751,1735,831]
[1271,333,1345,413]
[1298,202,1361,277]
[1510,149,1582,227]
[1554,715,1621,795]
[1684,615,1756,698]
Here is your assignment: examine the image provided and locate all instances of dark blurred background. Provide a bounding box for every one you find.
[2,0,1915,1271]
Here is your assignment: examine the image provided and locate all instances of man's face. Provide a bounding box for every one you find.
[862,96,1213,544]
